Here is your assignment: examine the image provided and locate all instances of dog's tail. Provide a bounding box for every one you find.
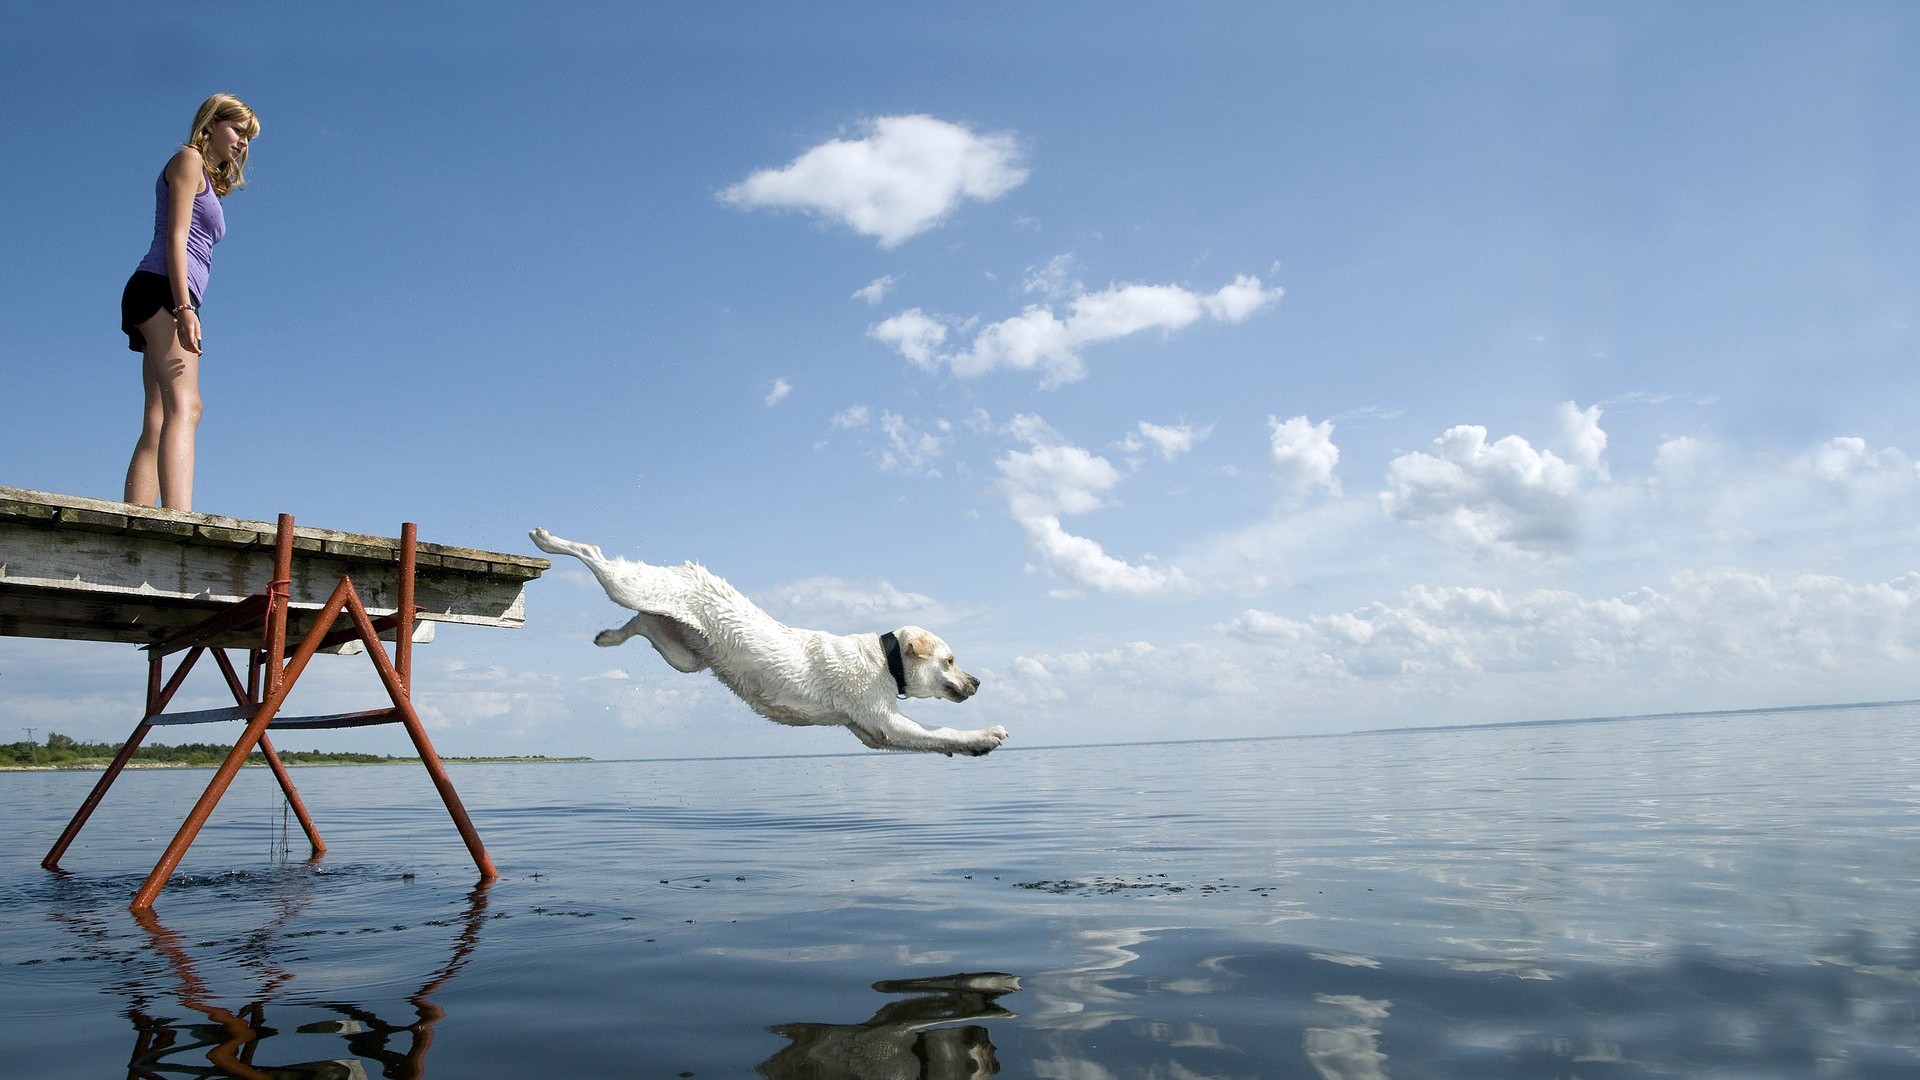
[528,528,709,629]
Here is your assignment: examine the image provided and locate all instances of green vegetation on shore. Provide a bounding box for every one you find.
[2,732,587,769]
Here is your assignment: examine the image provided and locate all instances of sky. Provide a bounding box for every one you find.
[3,2,1919,760]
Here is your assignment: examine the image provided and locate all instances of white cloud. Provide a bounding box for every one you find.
[1382,403,1607,557]
[878,411,951,474]
[818,405,950,474]
[997,441,1123,519]
[1216,569,1920,694]
[995,424,1195,595]
[1004,412,1061,446]
[875,274,1284,388]
[1639,433,1920,563]
[1555,400,1608,477]
[757,576,949,629]
[829,404,871,431]
[852,275,897,305]
[1016,516,1192,596]
[1809,436,1919,488]
[1202,273,1283,322]
[1269,415,1341,498]
[719,114,1027,248]
[988,566,1920,740]
[1023,254,1082,298]
[868,308,950,371]
[1121,420,1212,461]
[764,378,793,406]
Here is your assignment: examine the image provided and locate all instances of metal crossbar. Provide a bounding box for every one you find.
[142,705,405,729]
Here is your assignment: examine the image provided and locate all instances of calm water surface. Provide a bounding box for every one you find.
[2,704,1918,1077]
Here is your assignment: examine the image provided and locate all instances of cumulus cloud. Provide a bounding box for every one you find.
[995,418,1193,594]
[1382,403,1607,557]
[719,115,1027,248]
[1269,415,1341,498]
[1809,436,1920,489]
[1641,433,1920,561]
[764,378,793,406]
[1216,570,1920,692]
[852,274,897,305]
[1555,401,1608,477]
[1015,516,1192,596]
[757,576,949,629]
[868,309,949,370]
[988,565,1920,741]
[998,440,1124,520]
[829,404,871,431]
[409,660,569,734]
[1120,420,1212,461]
[873,274,1283,388]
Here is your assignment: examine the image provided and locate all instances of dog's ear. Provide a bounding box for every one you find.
[903,631,937,660]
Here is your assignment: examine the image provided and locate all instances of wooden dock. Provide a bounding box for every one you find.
[0,486,547,650]
[6,487,548,908]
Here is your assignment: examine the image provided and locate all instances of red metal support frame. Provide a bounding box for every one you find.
[39,515,497,910]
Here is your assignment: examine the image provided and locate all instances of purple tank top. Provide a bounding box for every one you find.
[136,166,225,302]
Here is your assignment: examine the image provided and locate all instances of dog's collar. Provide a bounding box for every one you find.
[878,632,909,699]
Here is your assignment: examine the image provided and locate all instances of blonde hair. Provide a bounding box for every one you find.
[185,93,259,197]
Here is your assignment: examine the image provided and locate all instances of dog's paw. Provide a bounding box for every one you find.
[529,527,559,553]
[962,725,1011,757]
[592,628,624,648]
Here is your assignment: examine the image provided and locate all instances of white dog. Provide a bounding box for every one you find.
[530,529,1009,756]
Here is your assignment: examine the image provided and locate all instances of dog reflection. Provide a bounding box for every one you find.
[760,972,1020,1079]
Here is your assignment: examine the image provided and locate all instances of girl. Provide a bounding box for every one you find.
[121,93,259,511]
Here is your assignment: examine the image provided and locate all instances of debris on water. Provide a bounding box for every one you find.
[1012,876,1277,897]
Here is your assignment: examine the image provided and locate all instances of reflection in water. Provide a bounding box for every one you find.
[760,972,1019,1079]
[94,884,493,1080]
[10,708,1917,1076]
[1304,994,1390,1080]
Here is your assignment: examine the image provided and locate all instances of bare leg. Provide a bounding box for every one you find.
[124,309,201,510]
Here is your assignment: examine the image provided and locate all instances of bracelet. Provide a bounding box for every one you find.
[171,303,198,315]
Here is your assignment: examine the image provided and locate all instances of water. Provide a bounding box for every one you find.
[2,704,1918,1077]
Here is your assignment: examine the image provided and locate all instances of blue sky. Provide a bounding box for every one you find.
[4,3,1918,760]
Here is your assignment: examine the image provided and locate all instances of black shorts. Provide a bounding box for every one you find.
[120,270,201,352]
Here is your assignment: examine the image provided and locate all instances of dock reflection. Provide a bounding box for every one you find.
[760,971,1020,1079]
[111,883,492,1080]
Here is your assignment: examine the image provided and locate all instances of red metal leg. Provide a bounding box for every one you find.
[42,721,152,870]
[343,583,498,882]
[256,735,326,858]
[131,578,355,911]
[216,646,327,857]
[44,647,203,870]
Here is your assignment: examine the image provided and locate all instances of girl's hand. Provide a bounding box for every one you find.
[175,308,203,354]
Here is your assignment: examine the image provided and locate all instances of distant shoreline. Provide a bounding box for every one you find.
[0,756,592,773]
[9,698,1913,772]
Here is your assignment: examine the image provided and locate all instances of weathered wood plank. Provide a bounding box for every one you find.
[0,486,546,646]
[0,585,436,650]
